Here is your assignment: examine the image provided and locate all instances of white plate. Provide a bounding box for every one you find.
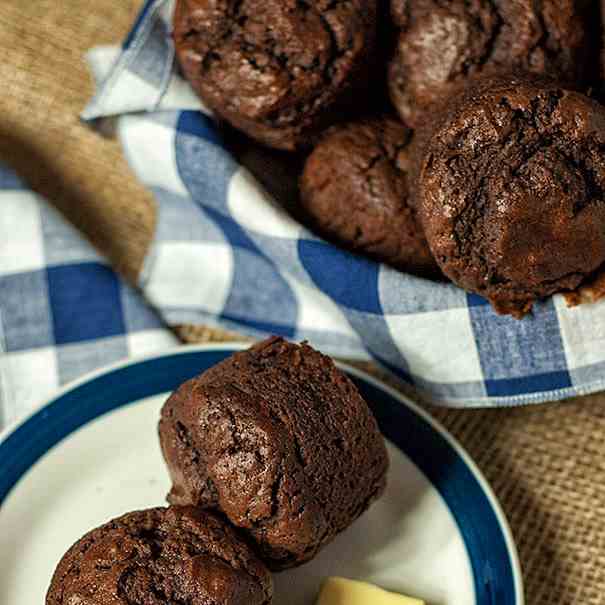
[0,345,523,605]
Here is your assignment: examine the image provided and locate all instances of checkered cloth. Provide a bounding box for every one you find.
[0,165,178,427]
[3,1,605,428]
[83,0,605,408]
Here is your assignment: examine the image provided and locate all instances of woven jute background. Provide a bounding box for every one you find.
[1,2,605,603]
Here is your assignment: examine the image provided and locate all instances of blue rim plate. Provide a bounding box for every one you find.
[0,344,523,604]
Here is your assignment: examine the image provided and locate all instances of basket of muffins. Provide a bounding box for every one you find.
[46,338,433,604]
[170,0,605,318]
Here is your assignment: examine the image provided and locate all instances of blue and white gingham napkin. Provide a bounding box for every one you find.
[3,0,605,428]
[0,164,178,428]
[82,0,605,408]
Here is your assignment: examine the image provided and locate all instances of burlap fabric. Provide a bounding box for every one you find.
[1,2,604,603]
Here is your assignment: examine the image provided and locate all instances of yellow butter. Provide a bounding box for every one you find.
[316,577,425,605]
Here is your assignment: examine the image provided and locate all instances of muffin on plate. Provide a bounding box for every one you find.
[46,506,272,605]
[173,0,378,150]
[300,116,439,277]
[415,75,605,317]
[388,0,595,127]
[159,337,389,570]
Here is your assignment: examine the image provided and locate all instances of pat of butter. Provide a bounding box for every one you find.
[316,577,425,605]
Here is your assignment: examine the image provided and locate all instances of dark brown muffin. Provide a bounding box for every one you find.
[173,0,378,151]
[159,337,388,570]
[416,75,605,317]
[46,507,272,605]
[389,0,594,127]
[300,117,439,277]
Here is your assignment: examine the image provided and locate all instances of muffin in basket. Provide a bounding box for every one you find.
[415,75,605,317]
[389,0,596,127]
[301,116,439,277]
[173,0,379,150]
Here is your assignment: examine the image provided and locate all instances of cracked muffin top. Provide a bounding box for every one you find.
[173,0,378,150]
[159,337,389,570]
[300,116,439,277]
[415,75,605,317]
[388,0,595,127]
[46,506,273,605]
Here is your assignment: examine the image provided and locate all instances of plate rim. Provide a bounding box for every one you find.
[0,343,524,604]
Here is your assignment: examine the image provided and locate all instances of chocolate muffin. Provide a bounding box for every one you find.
[389,0,594,127]
[46,507,272,605]
[416,75,605,317]
[300,117,439,277]
[159,337,389,570]
[173,0,378,150]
